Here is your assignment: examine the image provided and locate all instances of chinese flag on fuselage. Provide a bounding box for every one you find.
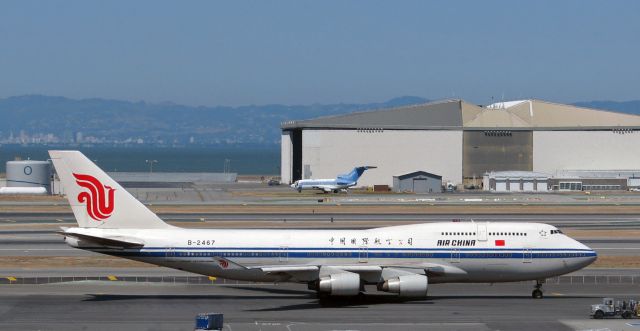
[495,240,505,246]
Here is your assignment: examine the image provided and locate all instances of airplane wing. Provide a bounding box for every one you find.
[260,265,319,273]
[257,264,382,282]
[212,256,248,270]
[58,231,144,249]
[259,265,381,274]
[197,253,465,282]
[254,263,465,282]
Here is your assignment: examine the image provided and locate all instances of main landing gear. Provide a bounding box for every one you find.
[532,280,544,299]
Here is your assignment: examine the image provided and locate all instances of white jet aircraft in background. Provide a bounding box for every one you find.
[291,166,376,193]
[51,151,596,301]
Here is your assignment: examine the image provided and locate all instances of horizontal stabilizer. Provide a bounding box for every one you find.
[58,231,144,248]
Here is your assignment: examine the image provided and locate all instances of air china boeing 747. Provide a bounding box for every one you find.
[51,150,596,301]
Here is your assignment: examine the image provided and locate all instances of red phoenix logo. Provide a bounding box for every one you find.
[218,260,229,269]
[73,173,116,221]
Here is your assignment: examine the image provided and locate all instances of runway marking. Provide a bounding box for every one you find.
[6,276,17,282]
[107,275,118,281]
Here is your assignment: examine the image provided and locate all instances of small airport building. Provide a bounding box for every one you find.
[393,171,442,193]
[281,99,640,188]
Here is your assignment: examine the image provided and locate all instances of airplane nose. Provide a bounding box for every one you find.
[575,239,598,266]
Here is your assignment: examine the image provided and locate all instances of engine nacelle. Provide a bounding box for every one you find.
[379,274,428,297]
[317,272,361,296]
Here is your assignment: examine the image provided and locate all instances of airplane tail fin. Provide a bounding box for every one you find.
[49,150,171,229]
[338,166,376,182]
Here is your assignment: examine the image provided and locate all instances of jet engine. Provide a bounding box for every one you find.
[317,272,361,296]
[378,274,428,297]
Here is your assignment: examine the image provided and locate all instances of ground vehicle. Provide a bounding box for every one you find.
[591,298,639,319]
[267,178,280,186]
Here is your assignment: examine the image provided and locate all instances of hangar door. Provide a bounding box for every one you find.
[509,181,520,191]
[495,180,507,191]
[523,181,534,191]
[536,181,548,191]
[413,178,428,193]
[290,130,302,182]
[463,131,533,178]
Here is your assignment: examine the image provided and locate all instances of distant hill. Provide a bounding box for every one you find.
[0,95,638,147]
[0,95,429,146]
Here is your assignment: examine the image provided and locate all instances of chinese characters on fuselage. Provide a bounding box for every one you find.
[329,237,413,246]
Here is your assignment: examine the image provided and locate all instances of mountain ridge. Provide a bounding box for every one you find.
[1,95,638,146]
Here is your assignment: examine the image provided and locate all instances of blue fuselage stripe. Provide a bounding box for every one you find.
[139,247,595,252]
[92,248,597,260]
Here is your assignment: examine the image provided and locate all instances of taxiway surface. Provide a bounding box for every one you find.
[1,282,640,331]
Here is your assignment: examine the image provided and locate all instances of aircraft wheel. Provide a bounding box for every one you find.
[532,289,543,299]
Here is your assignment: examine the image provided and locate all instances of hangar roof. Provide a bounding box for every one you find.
[282,99,465,130]
[281,99,640,131]
[393,171,443,180]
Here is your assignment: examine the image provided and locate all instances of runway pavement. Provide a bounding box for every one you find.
[1,282,640,330]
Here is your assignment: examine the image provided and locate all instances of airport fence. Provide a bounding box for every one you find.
[2,275,640,285]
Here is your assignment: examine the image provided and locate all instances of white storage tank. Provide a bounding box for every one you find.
[6,160,52,193]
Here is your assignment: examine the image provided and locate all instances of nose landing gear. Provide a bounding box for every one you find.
[532,280,544,299]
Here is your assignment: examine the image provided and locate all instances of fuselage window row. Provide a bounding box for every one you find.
[441,232,477,236]
[441,232,531,236]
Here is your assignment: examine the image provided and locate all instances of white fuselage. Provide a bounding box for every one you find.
[291,179,356,192]
[65,222,596,284]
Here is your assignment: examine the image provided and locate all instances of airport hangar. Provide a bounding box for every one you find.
[280,99,640,188]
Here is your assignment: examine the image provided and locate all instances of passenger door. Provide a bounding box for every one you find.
[450,249,461,263]
[522,248,532,263]
[278,246,288,262]
[476,223,488,241]
[165,247,176,261]
[358,246,368,263]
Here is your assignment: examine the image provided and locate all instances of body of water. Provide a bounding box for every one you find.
[0,145,280,175]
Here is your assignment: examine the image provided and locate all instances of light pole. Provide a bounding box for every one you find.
[145,159,158,174]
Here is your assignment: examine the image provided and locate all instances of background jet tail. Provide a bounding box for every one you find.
[338,166,376,182]
[49,150,171,229]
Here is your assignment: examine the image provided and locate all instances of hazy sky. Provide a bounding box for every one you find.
[1,1,639,106]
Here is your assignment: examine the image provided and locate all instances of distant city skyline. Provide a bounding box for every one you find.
[1,1,639,106]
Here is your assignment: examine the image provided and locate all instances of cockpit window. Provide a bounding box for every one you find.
[550,229,563,234]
